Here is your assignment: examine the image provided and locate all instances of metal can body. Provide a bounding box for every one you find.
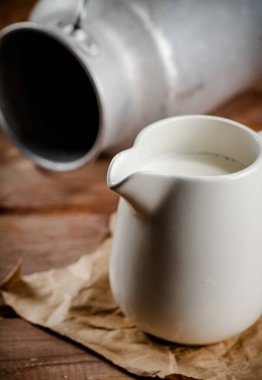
[0,0,261,170]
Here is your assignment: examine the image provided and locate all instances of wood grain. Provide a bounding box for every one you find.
[0,319,134,380]
[0,145,118,214]
[0,0,37,29]
[0,1,262,379]
[0,213,109,280]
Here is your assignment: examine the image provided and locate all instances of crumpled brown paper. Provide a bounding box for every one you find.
[1,216,262,380]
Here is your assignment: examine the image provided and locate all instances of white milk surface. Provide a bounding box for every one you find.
[141,153,246,176]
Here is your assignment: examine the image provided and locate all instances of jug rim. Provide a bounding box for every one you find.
[108,115,262,188]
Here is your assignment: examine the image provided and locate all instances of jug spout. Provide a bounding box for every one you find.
[107,152,171,216]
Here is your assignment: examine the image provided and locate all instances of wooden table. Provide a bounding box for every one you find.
[0,2,262,379]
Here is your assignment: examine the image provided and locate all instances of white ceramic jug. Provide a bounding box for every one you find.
[107,115,262,345]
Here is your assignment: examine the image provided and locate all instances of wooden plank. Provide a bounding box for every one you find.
[0,0,37,29]
[0,319,135,380]
[214,81,262,131]
[0,146,118,213]
[0,213,109,280]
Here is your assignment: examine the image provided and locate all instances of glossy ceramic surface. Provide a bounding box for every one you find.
[108,115,262,344]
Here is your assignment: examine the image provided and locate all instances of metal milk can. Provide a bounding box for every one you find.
[0,0,261,170]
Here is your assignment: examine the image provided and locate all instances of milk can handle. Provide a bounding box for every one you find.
[73,0,89,31]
